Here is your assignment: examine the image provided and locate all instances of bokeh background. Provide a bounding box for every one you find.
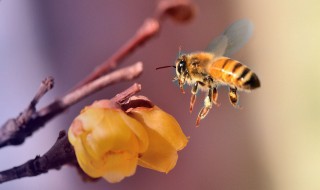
[1,0,320,190]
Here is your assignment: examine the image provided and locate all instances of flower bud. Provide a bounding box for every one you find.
[68,97,188,183]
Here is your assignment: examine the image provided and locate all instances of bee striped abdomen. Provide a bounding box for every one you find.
[209,57,260,90]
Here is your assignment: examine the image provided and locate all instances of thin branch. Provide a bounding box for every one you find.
[0,62,143,148]
[0,83,142,184]
[37,62,143,119]
[30,76,54,108]
[73,0,195,89]
[0,131,75,184]
[111,83,142,104]
[0,77,54,146]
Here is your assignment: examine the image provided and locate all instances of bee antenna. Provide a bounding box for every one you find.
[178,45,182,57]
[155,65,176,70]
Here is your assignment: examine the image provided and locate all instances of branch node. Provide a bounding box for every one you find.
[31,76,54,108]
[156,0,196,23]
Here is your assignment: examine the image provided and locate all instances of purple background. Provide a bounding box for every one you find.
[0,1,268,190]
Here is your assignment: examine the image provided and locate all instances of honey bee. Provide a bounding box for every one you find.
[157,19,260,127]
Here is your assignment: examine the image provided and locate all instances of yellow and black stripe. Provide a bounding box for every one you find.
[209,57,260,90]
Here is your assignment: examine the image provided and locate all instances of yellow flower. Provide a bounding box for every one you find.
[68,97,188,183]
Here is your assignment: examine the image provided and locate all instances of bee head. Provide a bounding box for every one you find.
[176,55,187,76]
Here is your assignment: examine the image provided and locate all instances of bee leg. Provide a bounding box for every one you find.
[178,79,185,94]
[190,82,199,113]
[229,87,242,109]
[196,88,213,127]
[212,87,220,107]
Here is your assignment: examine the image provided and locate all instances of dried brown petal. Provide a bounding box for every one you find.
[157,0,196,23]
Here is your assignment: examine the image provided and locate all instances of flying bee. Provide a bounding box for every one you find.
[157,19,260,127]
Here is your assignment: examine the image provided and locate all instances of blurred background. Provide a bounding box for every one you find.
[1,0,320,190]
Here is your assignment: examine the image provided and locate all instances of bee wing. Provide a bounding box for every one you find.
[206,19,253,57]
[206,35,228,58]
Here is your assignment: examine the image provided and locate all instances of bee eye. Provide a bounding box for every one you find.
[178,60,186,74]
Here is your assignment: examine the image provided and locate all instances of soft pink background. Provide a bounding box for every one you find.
[0,0,270,190]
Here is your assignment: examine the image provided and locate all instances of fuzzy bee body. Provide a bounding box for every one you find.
[173,20,261,126]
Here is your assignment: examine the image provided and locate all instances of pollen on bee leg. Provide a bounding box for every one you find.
[229,87,242,109]
[195,90,213,127]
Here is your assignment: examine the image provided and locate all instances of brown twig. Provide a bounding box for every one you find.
[73,0,195,89]
[0,62,143,148]
[0,83,142,184]
[30,76,54,108]
[0,131,75,184]
[111,83,142,104]
[37,62,143,120]
[0,77,54,146]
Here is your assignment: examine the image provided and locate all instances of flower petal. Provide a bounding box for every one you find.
[138,127,178,173]
[102,151,138,183]
[78,108,135,159]
[128,106,188,151]
[74,107,148,158]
